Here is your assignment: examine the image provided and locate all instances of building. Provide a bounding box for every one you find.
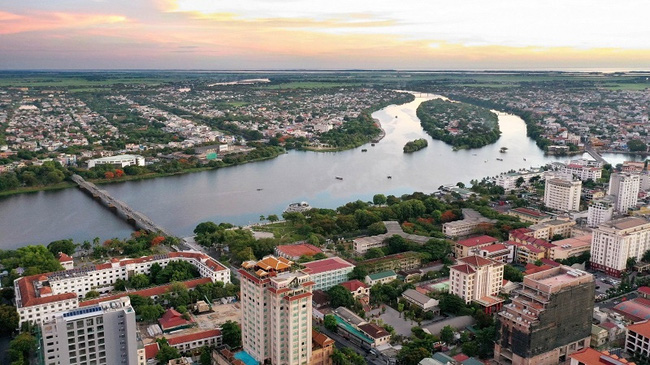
[625,320,650,359]
[478,244,514,263]
[544,178,582,212]
[590,324,608,347]
[57,252,74,270]
[494,266,595,365]
[401,289,440,313]
[332,307,390,349]
[527,219,576,241]
[40,297,139,365]
[612,298,650,322]
[14,251,230,327]
[443,209,496,238]
[495,169,545,190]
[86,154,145,169]
[357,323,391,347]
[310,330,334,365]
[507,207,551,224]
[608,173,641,213]
[159,308,194,333]
[587,197,615,228]
[590,217,650,276]
[301,257,355,291]
[569,348,637,365]
[356,251,422,273]
[275,243,323,261]
[454,235,500,258]
[339,280,369,299]
[239,256,314,365]
[449,256,504,313]
[365,270,397,286]
[562,164,603,181]
[166,329,222,353]
[512,242,546,264]
[548,235,592,261]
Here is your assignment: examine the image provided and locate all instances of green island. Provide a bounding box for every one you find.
[403,138,428,153]
[416,99,500,150]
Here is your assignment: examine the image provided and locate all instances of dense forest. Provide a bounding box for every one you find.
[403,138,428,153]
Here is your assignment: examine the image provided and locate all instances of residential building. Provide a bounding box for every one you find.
[332,307,390,349]
[625,320,650,359]
[301,257,355,291]
[494,266,595,365]
[357,323,391,347]
[239,256,314,365]
[590,324,608,347]
[310,330,334,365]
[365,270,397,286]
[401,289,440,313]
[548,235,592,261]
[507,207,551,224]
[495,169,545,190]
[569,348,637,365]
[544,178,582,212]
[339,280,369,299]
[587,197,615,228]
[166,329,222,353]
[512,242,546,264]
[562,164,602,181]
[356,251,422,273]
[527,219,576,241]
[275,243,323,261]
[608,172,641,213]
[40,297,139,365]
[449,256,504,313]
[443,209,496,238]
[454,235,500,258]
[478,244,514,263]
[57,252,74,270]
[86,154,145,169]
[590,217,650,276]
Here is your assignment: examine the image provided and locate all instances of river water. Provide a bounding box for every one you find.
[0,93,606,249]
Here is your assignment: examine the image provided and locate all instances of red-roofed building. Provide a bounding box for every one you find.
[159,308,195,332]
[339,280,369,299]
[167,329,222,352]
[569,348,636,365]
[450,256,504,313]
[508,207,551,223]
[639,286,650,299]
[612,298,650,322]
[57,252,74,270]
[145,343,159,360]
[625,320,650,358]
[455,235,499,257]
[524,264,554,276]
[302,257,355,291]
[275,243,323,261]
[478,243,514,263]
[453,354,470,362]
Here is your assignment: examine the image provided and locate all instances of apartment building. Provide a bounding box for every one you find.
[40,297,140,365]
[590,217,650,276]
[454,235,500,258]
[562,164,602,181]
[625,320,650,359]
[301,257,355,291]
[548,235,592,261]
[587,197,615,228]
[494,266,595,365]
[507,207,551,224]
[442,209,496,238]
[608,172,640,213]
[544,178,582,212]
[449,256,504,312]
[239,256,314,365]
[86,154,145,169]
[528,219,576,241]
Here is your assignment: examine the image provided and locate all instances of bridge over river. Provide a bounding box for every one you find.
[71,175,172,236]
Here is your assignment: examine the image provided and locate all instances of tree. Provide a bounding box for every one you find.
[439,294,466,315]
[373,194,387,205]
[462,341,479,357]
[267,214,279,223]
[628,139,648,152]
[85,290,100,299]
[367,221,387,235]
[138,304,165,322]
[348,266,368,281]
[324,314,338,332]
[503,265,524,282]
[130,274,150,289]
[515,176,525,188]
[643,249,650,263]
[8,332,36,365]
[397,345,430,365]
[627,257,637,271]
[194,221,220,235]
[200,346,212,365]
[221,320,242,348]
[440,325,454,344]
[364,248,384,259]
[327,285,355,309]
[0,304,19,335]
[156,343,181,364]
[47,239,76,256]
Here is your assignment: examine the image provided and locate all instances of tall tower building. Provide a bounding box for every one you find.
[239,256,314,365]
[608,172,640,213]
[587,196,614,228]
[590,217,650,276]
[449,256,504,313]
[543,178,581,212]
[494,266,595,365]
[40,297,140,365]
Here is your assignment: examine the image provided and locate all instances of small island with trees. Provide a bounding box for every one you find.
[403,138,429,153]
[416,99,500,150]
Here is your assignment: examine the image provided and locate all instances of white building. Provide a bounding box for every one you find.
[495,169,545,190]
[625,320,650,359]
[86,154,145,169]
[590,217,650,276]
[239,256,313,365]
[401,289,439,312]
[587,196,615,228]
[40,297,140,365]
[449,256,504,311]
[442,208,496,238]
[544,178,582,212]
[561,163,602,181]
[608,172,640,213]
[301,257,355,291]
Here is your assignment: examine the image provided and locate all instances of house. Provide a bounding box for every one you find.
[454,235,499,258]
[310,330,334,365]
[591,324,608,347]
[159,308,194,333]
[57,252,74,270]
[365,270,397,286]
[401,289,440,313]
[357,323,391,347]
[639,286,650,299]
[339,280,369,299]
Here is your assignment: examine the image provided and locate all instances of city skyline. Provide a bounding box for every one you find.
[2,0,650,70]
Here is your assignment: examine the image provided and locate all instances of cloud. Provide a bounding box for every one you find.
[0,11,127,35]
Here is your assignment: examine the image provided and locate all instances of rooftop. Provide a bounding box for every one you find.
[367,270,397,281]
[569,348,636,365]
[402,289,436,306]
[166,329,221,346]
[450,264,475,275]
[456,235,499,248]
[627,320,650,339]
[510,207,550,218]
[613,298,650,322]
[358,323,390,339]
[601,216,649,230]
[458,255,499,267]
[302,256,354,275]
[340,280,368,292]
[275,243,323,258]
[551,235,592,251]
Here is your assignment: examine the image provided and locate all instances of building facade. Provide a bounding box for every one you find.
[86,154,145,169]
[587,197,614,228]
[543,178,582,212]
[301,257,355,291]
[608,172,640,213]
[590,217,650,276]
[449,256,504,311]
[562,164,602,181]
[625,320,650,359]
[494,266,595,365]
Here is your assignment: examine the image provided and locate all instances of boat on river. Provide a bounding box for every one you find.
[335,176,343,180]
[361,149,367,152]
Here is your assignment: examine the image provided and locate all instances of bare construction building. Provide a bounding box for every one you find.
[494,266,595,365]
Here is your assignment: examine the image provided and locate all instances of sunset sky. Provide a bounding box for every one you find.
[2,0,650,70]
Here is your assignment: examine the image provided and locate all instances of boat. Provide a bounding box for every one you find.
[496,158,503,161]
[371,143,375,147]
[387,176,392,179]
[523,158,527,161]
[284,201,312,213]
[500,147,508,153]
[335,176,343,180]
[395,116,398,118]
[256,188,263,191]
[361,149,367,152]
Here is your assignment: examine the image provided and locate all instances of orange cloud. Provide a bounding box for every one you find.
[0,11,127,35]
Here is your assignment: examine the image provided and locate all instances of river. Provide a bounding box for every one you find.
[0,93,606,249]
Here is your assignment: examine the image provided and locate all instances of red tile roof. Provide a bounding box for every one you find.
[302,257,354,275]
[159,308,194,330]
[276,243,323,259]
[16,274,77,308]
[451,264,475,274]
[456,235,499,248]
[612,298,650,322]
[458,255,496,267]
[524,264,554,275]
[57,252,73,262]
[627,320,650,339]
[340,280,368,292]
[144,343,159,360]
[639,286,650,295]
[480,244,509,253]
[453,354,470,362]
[167,329,221,346]
[570,348,636,365]
[358,323,390,339]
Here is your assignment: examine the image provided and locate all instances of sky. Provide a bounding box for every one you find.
[1,0,650,70]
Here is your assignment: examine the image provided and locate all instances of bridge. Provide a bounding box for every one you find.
[585,145,608,165]
[71,174,172,236]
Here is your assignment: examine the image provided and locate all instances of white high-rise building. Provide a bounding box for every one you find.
[590,217,650,276]
[40,297,141,365]
[239,256,313,365]
[449,256,504,313]
[544,178,582,212]
[608,172,640,213]
[587,196,615,228]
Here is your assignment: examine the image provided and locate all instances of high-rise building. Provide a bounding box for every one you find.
[543,178,581,212]
[449,256,504,313]
[590,217,650,276]
[608,172,640,213]
[587,196,614,228]
[239,256,314,365]
[40,297,140,365]
[494,266,595,365]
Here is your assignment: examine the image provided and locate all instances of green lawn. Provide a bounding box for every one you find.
[252,222,306,243]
